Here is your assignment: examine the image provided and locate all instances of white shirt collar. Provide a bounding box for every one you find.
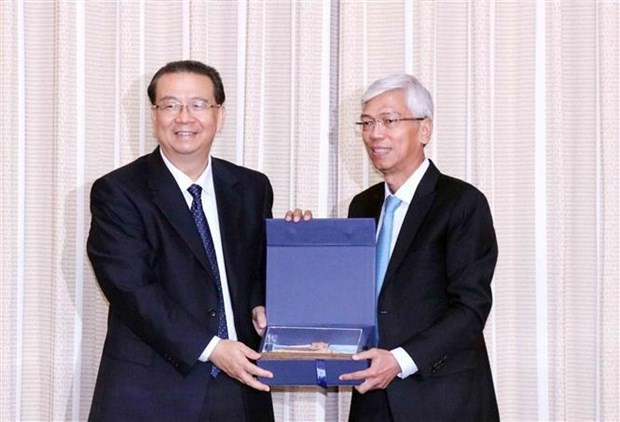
[159,149,214,199]
[385,157,430,204]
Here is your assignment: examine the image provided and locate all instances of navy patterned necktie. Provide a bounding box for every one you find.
[187,184,228,376]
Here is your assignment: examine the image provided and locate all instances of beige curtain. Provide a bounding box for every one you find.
[1,1,618,421]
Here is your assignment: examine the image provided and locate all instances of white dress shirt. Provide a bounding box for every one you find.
[160,150,237,362]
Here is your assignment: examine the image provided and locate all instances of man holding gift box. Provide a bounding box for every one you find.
[87,60,274,421]
[340,74,499,421]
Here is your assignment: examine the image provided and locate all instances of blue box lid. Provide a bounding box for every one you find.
[266,218,376,328]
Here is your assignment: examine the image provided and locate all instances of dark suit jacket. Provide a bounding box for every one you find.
[87,147,274,421]
[348,160,499,422]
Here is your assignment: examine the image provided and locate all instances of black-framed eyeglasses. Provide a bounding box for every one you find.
[355,116,426,132]
[152,99,221,115]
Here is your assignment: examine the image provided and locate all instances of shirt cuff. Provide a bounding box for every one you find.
[390,347,418,379]
[198,336,221,362]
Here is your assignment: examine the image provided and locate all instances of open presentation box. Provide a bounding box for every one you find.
[258,218,376,387]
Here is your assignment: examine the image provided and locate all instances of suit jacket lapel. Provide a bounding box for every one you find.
[366,184,385,225]
[383,161,440,286]
[147,148,212,274]
[211,158,242,307]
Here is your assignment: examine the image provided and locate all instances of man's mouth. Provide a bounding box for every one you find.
[371,146,391,156]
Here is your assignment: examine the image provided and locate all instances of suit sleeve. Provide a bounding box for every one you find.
[87,176,213,374]
[401,188,498,379]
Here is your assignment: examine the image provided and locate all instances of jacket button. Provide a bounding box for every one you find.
[208,309,216,317]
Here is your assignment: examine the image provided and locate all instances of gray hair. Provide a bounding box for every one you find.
[362,74,434,119]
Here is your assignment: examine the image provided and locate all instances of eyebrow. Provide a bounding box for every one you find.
[158,96,212,103]
[359,111,402,119]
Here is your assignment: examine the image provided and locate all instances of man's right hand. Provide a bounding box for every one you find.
[209,340,273,392]
[284,208,313,222]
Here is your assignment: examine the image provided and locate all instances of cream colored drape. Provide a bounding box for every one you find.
[1,1,618,421]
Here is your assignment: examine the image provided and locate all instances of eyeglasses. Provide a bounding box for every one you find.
[355,116,426,132]
[152,99,220,115]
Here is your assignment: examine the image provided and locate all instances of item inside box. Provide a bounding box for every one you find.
[261,326,366,360]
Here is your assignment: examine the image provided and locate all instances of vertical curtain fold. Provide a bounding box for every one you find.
[596,3,619,421]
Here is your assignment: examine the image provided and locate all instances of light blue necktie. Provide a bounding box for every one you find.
[188,184,228,377]
[375,195,402,298]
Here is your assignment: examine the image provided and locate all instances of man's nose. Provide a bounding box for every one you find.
[368,121,386,137]
[175,106,195,120]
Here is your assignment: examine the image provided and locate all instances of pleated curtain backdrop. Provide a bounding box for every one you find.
[1,1,618,421]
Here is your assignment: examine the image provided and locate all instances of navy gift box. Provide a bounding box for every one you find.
[258,218,376,387]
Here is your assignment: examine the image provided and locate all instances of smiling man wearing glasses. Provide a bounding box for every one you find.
[87,60,274,421]
[339,74,500,422]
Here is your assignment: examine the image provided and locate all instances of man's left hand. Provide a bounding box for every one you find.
[339,348,401,393]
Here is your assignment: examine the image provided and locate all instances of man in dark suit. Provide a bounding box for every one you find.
[87,60,274,421]
[339,74,500,421]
